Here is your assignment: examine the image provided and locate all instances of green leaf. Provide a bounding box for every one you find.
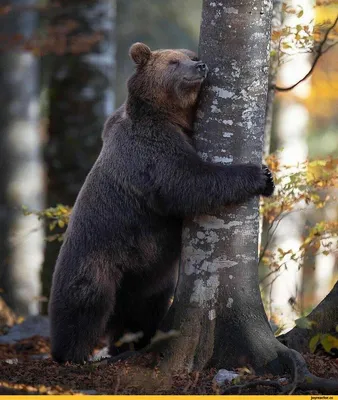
[295,317,315,329]
[309,160,326,167]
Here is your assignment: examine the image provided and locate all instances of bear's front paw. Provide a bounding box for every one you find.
[260,165,275,197]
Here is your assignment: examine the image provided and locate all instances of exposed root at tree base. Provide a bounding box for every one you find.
[219,348,338,395]
[222,380,284,394]
[278,348,338,394]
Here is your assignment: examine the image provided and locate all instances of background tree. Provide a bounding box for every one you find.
[42,0,116,299]
[0,0,44,316]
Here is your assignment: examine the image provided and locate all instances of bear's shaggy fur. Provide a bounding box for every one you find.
[49,43,274,364]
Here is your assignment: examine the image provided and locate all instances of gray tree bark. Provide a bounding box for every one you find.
[43,0,116,301]
[0,0,44,316]
[161,0,327,378]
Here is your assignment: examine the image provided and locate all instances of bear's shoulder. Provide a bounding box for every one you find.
[102,104,129,140]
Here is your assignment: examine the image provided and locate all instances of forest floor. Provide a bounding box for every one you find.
[0,335,338,395]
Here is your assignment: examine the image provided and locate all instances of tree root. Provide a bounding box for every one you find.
[278,348,338,394]
[222,380,284,394]
[222,347,338,395]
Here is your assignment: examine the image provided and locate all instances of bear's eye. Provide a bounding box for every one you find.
[169,60,180,66]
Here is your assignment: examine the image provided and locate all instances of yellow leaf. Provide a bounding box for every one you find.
[272,30,282,41]
[309,334,320,353]
[320,334,338,354]
[309,160,327,167]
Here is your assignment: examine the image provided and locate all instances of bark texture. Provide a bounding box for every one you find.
[0,0,44,316]
[43,0,116,300]
[162,0,288,373]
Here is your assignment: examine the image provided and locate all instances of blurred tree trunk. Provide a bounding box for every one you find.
[0,0,44,316]
[162,0,295,374]
[43,0,116,304]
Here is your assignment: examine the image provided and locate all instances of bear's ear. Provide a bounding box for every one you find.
[129,42,152,65]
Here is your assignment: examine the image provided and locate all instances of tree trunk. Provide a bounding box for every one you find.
[43,0,116,302]
[161,0,292,374]
[279,280,338,353]
[0,0,44,316]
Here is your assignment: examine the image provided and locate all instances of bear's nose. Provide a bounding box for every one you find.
[196,62,208,77]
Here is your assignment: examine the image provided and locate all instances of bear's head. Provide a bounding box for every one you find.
[127,43,208,115]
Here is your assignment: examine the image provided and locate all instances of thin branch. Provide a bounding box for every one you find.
[259,213,284,263]
[261,266,284,290]
[259,206,309,264]
[274,15,338,92]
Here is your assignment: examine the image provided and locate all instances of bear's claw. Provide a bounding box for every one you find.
[261,165,275,197]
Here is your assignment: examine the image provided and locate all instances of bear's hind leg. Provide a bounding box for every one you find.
[123,287,174,352]
[50,277,116,364]
[106,314,130,356]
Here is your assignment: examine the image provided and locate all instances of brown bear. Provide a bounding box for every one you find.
[49,43,274,364]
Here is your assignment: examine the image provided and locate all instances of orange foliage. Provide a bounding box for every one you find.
[260,155,338,289]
